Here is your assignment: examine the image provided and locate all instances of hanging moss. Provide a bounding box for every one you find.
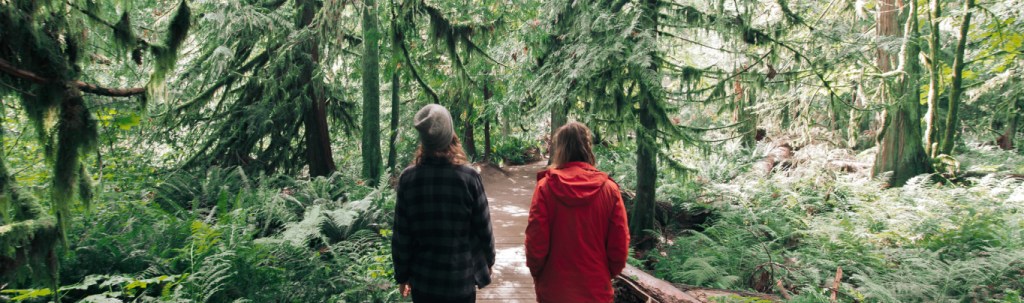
[0,112,59,290]
[52,90,97,238]
[113,12,136,52]
[680,66,703,82]
[149,0,191,97]
[78,166,94,211]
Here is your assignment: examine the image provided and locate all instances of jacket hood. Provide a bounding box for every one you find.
[536,162,609,207]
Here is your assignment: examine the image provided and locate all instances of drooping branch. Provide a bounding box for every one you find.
[0,58,145,97]
[73,81,146,97]
[399,32,441,104]
[0,58,48,84]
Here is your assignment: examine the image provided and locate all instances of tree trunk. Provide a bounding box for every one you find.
[924,0,942,157]
[548,98,568,163]
[299,0,336,177]
[483,84,493,162]
[464,104,477,161]
[997,98,1022,150]
[633,85,658,249]
[631,0,659,250]
[864,0,901,151]
[876,0,900,72]
[939,0,974,155]
[846,85,861,148]
[501,114,510,137]
[387,19,401,173]
[734,78,758,148]
[361,0,382,185]
[872,0,931,187]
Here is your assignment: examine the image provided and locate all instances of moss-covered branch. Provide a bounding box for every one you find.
[0,58,146,97]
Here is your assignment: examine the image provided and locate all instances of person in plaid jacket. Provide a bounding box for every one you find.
[392,104,495,303]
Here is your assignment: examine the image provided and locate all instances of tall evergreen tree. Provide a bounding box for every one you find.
[362,0,383,185]
[632,0,661,249]
[387,11,402,173]
[300,0,337,177]
[164,1,358,176]
[872,0,932,187]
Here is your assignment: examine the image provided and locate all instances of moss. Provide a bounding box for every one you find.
[0,180,59,287]
[149,0,191,100]
[113,12,136,52]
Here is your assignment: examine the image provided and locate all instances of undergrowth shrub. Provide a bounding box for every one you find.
[651,142,1024,302]
[6,165,398,302]
[492,136,542,165]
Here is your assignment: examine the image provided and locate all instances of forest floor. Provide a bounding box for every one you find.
[474,161,545,302]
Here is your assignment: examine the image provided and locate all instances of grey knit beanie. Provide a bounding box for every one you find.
[414,104,455,150]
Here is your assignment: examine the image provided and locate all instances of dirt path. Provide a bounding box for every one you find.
[475,161,546,302]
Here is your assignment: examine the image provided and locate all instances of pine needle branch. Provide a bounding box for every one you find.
[0,58,145,97]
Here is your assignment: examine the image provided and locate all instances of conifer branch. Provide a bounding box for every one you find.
[0,58,145,97]
[398,33,440,104]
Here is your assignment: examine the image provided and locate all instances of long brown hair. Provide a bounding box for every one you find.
[414,135,469,166]
[549,122,596,169]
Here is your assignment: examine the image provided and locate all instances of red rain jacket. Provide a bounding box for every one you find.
[525,162,630,303]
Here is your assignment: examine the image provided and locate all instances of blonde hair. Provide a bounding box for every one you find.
[414,135,469,166]
[549,122,596,169]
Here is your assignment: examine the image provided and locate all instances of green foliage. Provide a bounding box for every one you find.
[163,0,357,175]
[652,142,1024,301]
[38,164,397,302]
[3,0,1024,301]
[148,0,192,94]
[492,136,542,165]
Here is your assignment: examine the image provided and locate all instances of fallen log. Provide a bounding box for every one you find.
[616,265,779,303]
[618,265,701,303]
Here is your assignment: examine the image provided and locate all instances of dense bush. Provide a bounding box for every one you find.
[492,136,543,165]
[4,167,398,303]
[650,142,1024,302]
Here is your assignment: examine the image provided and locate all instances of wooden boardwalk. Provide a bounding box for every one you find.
[475,161,546,303]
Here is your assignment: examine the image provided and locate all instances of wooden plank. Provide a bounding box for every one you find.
[475,162,544,302]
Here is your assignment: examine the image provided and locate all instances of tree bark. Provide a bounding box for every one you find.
[387,19,401,173]
[483,83,493,162]
[631,0,659,249]
[872,0,931,187]
[633,85,658,248]
[361,0,382,185]
[734,77,758,148]
[549,98,568,163]
[876,0,900,72]
[463,104,477,161]
[924,0,942,157]
[939,0,975,155]
[297,0,336,178]
[997,98,1022,150]
[501,114,510,137]
[864,0,901,151]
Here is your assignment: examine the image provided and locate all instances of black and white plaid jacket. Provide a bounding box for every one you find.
[392,158,495,299]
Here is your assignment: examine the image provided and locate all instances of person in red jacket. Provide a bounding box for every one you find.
[525,121,630,303]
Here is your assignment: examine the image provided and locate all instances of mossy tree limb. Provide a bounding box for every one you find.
[939,0,976,155]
